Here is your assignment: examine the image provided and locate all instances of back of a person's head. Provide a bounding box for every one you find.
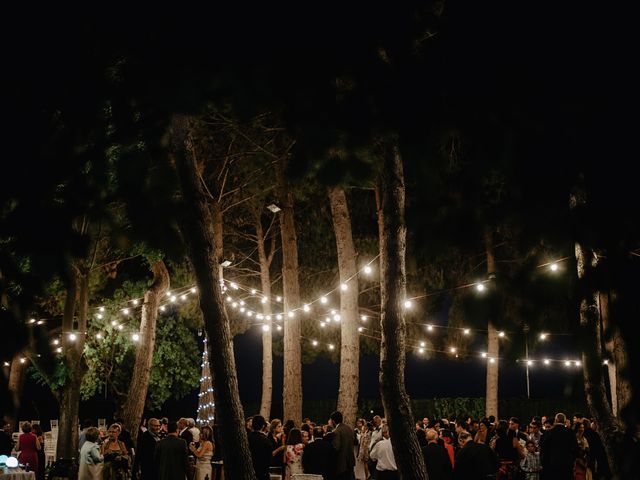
[167,421,179,434]
[252,415,267,432]
[283,419,295,434]
[313,427,324,439]
[458,431,472,444]
[555,413,566,425]
[33,424,43,436]
[86,427,99,443]
[187,418,196,427]
[496,420,508,436]
[426,429,439,443]
[287,428,302,445]
[488,415,496,423]
[509,417,520,427]
[21,422,32,433]
[330,411,343,425]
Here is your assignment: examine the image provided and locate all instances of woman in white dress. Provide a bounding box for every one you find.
[189,425,214,480]
[284,428,304,480]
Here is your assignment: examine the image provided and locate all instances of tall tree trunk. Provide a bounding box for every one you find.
[57,267,88,458]
[600,292,618,415]
[171,114,256,480]
[377,144,428,480]
[276,157,302,424]
[256,215,273,419]
[7,352,27,423]
[571,187,620,476]
[328,186,360,427]
[212,201,225,281]
[484,228,499,420]
[120,260,170,442]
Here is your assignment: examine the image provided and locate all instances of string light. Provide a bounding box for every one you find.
[449,347,457,353]
[133,299,139,306]
[132,333,140,342]
[288,311,295,318]
[303,304,310,312]
[363,265,373,274]
[312,340,318,346]
[122,308,130,315]
[262,325,270,332]
[68,333,77,341]
[481,352,487,358]
[117,325,124,331]
[37,320,45,325]
[170,296,177,303]
[276,296,282,302]
[28,318,36,324]
[549,263,559,272]
[426,325,434,332]
[20,357,26,364]
[99,307,105,312]
[191,287,197,293]
[181,294,187,301]
[3,362,9,367]
[159,305,166,312]
[540,333,547,340]
[361,315,368,321]
[96,333,103,340]
[544,359,550,365]
[498,331,505,338]
[463,329,470,335]
[320,296,328,304]
[404,300,413,309]
[96,313,103,320]
[251,289,256,294]
[328,344,335,350]
[111,321,118,327]
[476,283,486,292]
[276,325,282,331]
[340,283,348,291]
[358,327,364,332]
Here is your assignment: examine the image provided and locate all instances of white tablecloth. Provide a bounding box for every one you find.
[0,468,36,479]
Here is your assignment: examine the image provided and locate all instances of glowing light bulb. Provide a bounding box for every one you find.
[463,328,470,335]
[56,347,63,353]
[603,359,609,365]
[498,331,505,338]
[320,322,326,328]
[358,327,364,332]
[261,297,267,304]
[420,341,426,347]
[247,311,253,317]
[333,314,341,322]
[53,339,59,345]
[69,333,77,341]
[540,333,547,340]
[191,287,197,293]
[123,308,130,315]
[96,333,102,340]
[361,315,368,321]
[37,320,45,325]
[303,304,310,312]
[257,314,264,320]
[96,313,103,320]
[574,361,581,367]
[276,296,282,302]
[320,296,328,304]
[99,306,105,312]
[328,344,335,350]
[527,360,533,366]
[232,302,238,308]
[159,305,166,312]
[262,325,270,332]
[544,359,550,365]
[276,314,282,321]
[340,283,348,291]
[450,347,457,353]
[404,300,412,309]
[427,325,434,332]
[312,340,318,346]
[549,263,558,272]
[20,357,26,364]
[240,300,245,306]
[418,348,425,354]
[288,311,295,318]
[133,299,139,306]
[489,358,496,363]
[117,324,124,330]
[276,325,282,331]
[481,352,487,358]
[132,333,140,342]
[251,289,256,294]
[363,265,372,274]
[3,362,9,367]
[240,307,245,313]
[476,283,486,292]
[226,296,232,302]
[180,294,187,301]
[230,283,238,290]
[265,315,271,321]
[565,360,571,367]
[28,318,36,324]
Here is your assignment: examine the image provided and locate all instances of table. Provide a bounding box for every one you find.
[0,467,36,479]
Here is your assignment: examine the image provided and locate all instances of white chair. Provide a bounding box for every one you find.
[44,431,56,466]
[31,420,40,426]
[98,418,106,429]
[50,419,59,431]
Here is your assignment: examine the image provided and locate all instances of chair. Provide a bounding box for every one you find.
[31,420,40,426]
[98,418,106,429]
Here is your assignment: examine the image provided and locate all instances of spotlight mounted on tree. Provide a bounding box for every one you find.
[267,203,281,213]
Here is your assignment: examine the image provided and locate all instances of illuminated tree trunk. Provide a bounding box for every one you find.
[57,267,88,458]
[256,213,274,419]
[7,352,27,423]
[571,185,620,476]
[484,228,499,420]
[172,114,256,480]
[120,260,170,442]
[377,143,428,480]
[329,186,359,427]
[276,157,302,424]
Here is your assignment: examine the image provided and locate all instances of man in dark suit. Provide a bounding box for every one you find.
[0,421,14,456]
[177,418,193,444]
[136,417,161,480]
[154,421,189,480]
[329,411,356,480]
[539,413,578,480]
[303,427,338,480]
[453,432,497,480]
[248,415,272,480]
[421,429,452,480]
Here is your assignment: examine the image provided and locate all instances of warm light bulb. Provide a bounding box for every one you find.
[498,331,505,338]
[527,360,533,366]
[549,263,558,272]
[240,300,245,306]
[180,294,187,301]
[565,360,571,367]
[96,313,103,320]
[544,359,550,365]
[450,347,457,353]
[96,333,102,340]
[69,333,77,341]
[574,361,581,367]
[230,283,238,290]
[276,325,282,331]
[261,297,267,304]
[363,265,372,274]
[133,299,139,306]
[320,296,328,304]
[328,344,335,350]
[427,325,434,332]
[56,347,62,353]
[489,358,496,363]
[262,325,270,332]
[463,328,470,335]
[404,300,412,309]
[476,283,486,292]
[257,314,264,320]
[53,339,59,346]
[20,357,26,364]
[540,333,547,340]
[420,341,426,347]
[340,283,348,291]
[288,311,295,318]
[159,305,166,312]
[603,359,609,365]
[232,302,238,308]
[123,308,130,315]
[191,287,197,293]
[333,314,341,322]
[481,352,487,358]
[320,322,326,328]
[37,320,45,325]
[276,314,282,320]
[418,348,425,354]
[276,296,282,302]
[239,307,245,313]
[132,333,140,342]
[251,289,256,294]
[312,340,318,346]
[29,318,36,324]
[361,315,368,321]
[99,306,105,312]
[247,311,253,317]
[303,304,310,312]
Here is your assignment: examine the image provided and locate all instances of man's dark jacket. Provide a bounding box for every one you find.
[154,435,189,480]
[136,429,159,480]
[453,441,497,480]
[248,430,273,480]
[421,442,453,480]
[540,424,578,480]
[303,438,337,480]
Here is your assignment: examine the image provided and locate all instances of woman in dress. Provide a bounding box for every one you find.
[32,423,46,480]
[17,422,40,472]
[100,424,130,480]
[284,428,304,480]
[190,425,214,480]
[78,427,103,480]
[357,422,373,480]
[574,421,591,480]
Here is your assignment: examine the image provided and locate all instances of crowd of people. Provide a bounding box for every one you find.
[1,409,612,480]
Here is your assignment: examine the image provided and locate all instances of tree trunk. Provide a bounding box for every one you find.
[328,186,360,427]
[57,267,88,459]
[120,260,170,442]
[484,228,499,420]
[612,327,632,414]
[256,215,273,420]
[377,144,428,480]
[171,114,256,480]
[212,201,225,281]
[571,187,620,476]
[7,352,27,422]
[276,157,302,424]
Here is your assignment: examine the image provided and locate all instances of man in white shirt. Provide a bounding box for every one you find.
[369,426,397,480]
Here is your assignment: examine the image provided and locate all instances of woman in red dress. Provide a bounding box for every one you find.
[17,422,41,472]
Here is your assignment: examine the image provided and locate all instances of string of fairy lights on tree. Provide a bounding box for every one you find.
[196,335,215,425]
[1,256,614,370]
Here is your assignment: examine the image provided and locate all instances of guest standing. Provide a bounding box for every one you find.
[32,423,46,480]
[248,415,272,480]
[101,424,130,480]
[136,417,161,480]
[155,421,189,480]
[78,427,103,480]
[190,425,214,480]
[285,428,305,479]
[17,422,40,472]
[329,411,356,480]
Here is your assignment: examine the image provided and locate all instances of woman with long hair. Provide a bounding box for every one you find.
[269,419,286,477]
[284,428,304,480]
[32,423,46,480]
[574,421,591,480]
[190,425,214,480]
